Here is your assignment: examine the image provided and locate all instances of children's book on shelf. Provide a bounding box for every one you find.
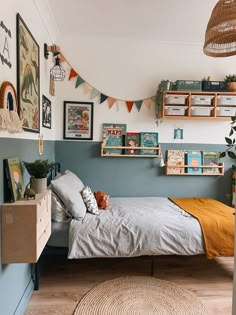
[202,151,221,174]
[4,157,24,202]
[185,150,202,174]
[102,123,127,155]
[139,132,159,155]
[167,150,185,174]
[125,132,140,155]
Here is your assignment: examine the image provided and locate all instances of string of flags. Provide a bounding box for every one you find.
[59,52,156,113]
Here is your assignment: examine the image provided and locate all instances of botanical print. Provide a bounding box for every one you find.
[17,13,40,132]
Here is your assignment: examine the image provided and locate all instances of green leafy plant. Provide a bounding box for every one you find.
[220,116,236,160]
[155,80,173,121]
[23,159,54,178]
[224,74,236,83]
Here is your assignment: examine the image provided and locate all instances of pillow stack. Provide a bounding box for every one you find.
[50,170,100,222]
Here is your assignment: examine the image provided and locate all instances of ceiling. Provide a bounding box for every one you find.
[47,0,217,43]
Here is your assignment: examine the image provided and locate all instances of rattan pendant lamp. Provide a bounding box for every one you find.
[204,0,236,57]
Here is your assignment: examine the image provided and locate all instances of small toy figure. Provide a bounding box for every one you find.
[24,182,36,200]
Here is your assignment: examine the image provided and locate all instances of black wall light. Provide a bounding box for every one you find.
[44,44,66,81]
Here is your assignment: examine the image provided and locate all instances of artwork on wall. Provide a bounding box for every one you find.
[63,101,93,140]
[16,13,40,133]
[0,81,23,132]
[42,95,51,129]
[4,157,24,202]
[0,20,12,68]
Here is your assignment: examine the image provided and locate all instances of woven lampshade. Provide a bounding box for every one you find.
[203,0,236,57]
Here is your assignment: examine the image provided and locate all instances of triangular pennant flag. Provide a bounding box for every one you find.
[75,76,85,88]
[69,68,78,80]
[135,100,143,112]
[58,53,66,63]
[100,93,108,104]
[126,101,134,113]
[107,97,116,109]
[84,83,93,95]
[90,89,100,99]
[144,99,152,110]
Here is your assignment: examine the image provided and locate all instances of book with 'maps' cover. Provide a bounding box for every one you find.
[102,123,126,155]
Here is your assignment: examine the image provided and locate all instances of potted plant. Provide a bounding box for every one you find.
[23,159,54,194]
[224,74,236,92]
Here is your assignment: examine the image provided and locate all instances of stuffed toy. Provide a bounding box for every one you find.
[94,191,109,210]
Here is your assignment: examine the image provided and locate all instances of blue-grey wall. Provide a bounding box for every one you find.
[55,141,233,205]
[0,138,55,315]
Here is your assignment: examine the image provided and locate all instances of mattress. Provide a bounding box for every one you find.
[47,221,70,248]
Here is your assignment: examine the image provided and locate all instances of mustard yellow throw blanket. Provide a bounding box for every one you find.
[170,198,234,259]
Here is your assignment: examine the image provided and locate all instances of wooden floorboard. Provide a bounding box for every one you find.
[24,255,234,315]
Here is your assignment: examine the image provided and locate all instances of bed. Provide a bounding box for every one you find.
[45,169,234,258]
[36,168,234,289]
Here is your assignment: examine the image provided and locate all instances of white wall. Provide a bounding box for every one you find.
[0,0,57,140]
[55,36,233,143]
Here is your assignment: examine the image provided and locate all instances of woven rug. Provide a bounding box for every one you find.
[74,276,209,315]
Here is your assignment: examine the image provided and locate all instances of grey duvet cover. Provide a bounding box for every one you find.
[68,197,205,259]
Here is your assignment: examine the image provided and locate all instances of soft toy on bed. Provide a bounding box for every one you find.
[94,191,109,210]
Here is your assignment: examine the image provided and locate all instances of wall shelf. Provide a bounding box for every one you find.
[165,162,224,176]
[161,90,236,120]
[101,144,161,157]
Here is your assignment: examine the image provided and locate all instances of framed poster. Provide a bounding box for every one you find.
[16,13,40,133]
[4,157,24,202]
[42,95,51,129]
[63,101,93,140]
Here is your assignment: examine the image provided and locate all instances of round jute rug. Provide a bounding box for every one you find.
[73,276,209,315]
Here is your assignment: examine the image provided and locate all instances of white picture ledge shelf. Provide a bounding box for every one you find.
[101,144,161,157]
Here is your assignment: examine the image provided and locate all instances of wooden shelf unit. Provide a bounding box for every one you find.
[165,162,224,176]
[101,144,161,157]
[161,90,236,120]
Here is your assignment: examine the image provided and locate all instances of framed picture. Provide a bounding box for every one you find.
[42,95,51,129]
[4,157,24,202]
[63,101,94,140]
[16,13,40,133]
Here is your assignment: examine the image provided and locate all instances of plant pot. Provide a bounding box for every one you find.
[30,177,47,194]
[227,82,236,92]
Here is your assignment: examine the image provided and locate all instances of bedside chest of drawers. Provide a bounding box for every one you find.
[1,190,51,264]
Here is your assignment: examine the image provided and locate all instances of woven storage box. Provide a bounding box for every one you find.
[191,95,213,106]
[172,80,202,91]
[165,94,187,105]
[216,107,236,116]
[202,81,227,92]
[191,106,213,116]
[217,96,236,106]
[165,106,187,116]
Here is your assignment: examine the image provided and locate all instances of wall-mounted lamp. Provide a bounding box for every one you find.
[203,0,236,57]
[44,43,66,81]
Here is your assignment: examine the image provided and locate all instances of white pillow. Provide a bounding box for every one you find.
[51,191,71,222]
[51,170,86,220]
[82,186,99,215]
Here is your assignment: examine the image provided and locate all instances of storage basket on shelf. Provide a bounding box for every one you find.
[190,107,213,116]
[165,106,187,116]
[217,95,236,106]
[164,94,187,105]
[216,107,236,117]
[202,81,227,92]
[191,95,213,106]
[172,80,202,91]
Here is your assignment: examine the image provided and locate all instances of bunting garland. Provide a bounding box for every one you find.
[59,52,155,112]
